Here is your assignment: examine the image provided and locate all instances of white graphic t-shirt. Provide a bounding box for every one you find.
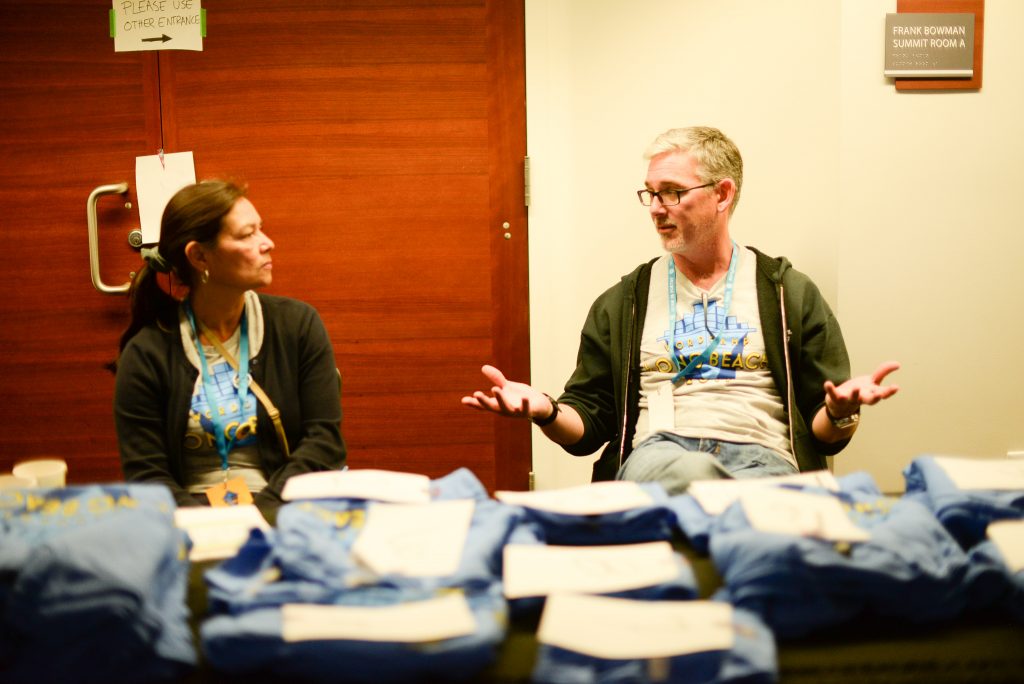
[634,247,794,466]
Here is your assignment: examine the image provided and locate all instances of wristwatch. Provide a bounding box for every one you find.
[532,394,560,427]
[826,405,860,430]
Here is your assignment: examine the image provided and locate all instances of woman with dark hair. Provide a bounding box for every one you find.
[113,180,345,516]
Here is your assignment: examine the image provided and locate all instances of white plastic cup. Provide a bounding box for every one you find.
[0,473,36,489]
[12,459,68,487]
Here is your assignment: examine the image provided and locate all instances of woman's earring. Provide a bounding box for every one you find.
[201,269,209,284]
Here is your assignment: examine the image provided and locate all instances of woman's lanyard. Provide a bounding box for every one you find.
[668,241,739,384]
[185,303,250,481]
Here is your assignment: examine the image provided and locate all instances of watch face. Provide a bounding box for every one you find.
[832,413,859,429]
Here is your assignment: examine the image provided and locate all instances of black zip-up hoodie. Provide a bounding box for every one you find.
[557,247,852,481]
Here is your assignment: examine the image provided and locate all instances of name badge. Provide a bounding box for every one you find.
[206,476,254,507]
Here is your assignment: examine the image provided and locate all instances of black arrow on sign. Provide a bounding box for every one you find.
[142,34,172,43]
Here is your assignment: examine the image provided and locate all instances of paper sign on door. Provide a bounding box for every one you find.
[135,151,196,244]
[112,1,204,53]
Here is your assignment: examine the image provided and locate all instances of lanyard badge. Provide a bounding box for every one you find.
[186,303,254,506]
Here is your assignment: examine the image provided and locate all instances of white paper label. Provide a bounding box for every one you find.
[495,480,654,515]
[688,470,839,515]
[281,593,476,643]
[351,499,473,577]
[537,594,733,659]
[740,487,870,542]
[987,520,1024,572]
[503,541,681,599]
[173,504,268,562]
[281,469,432,503]
[933,456,1024,491]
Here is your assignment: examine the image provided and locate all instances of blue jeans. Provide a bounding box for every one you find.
[616,432,798,496]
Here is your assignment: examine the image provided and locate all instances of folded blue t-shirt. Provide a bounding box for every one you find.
[0,484,195,684]
[512,482,677,546]
[202,584,507,684]
[667,471,882,554]
[531,603,776,684]
[710,487,977,638]
[903,455,1024,549]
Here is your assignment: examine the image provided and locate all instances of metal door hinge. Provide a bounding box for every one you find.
[524,155,531,207]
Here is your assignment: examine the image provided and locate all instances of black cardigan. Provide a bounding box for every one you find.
[114,294,345,516]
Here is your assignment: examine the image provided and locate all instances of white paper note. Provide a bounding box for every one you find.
[740,487,870,542]
[537,594,733,659]
[933,456,1024,491]
[173,504,268,562]
[113,0,204,53]
[688,470,839,516]
[281,469,432,503]
[135,152,196,244]
[351,499,474,577]
[987,520,1024,572]
[503,541,680,599]
[495,480,654,515]
[282,592,476,643]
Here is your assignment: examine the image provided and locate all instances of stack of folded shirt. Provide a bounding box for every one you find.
[531,594,776,684]
[967,519,1024,621]
[492,480,697,618]
[201,584,508,684]
[667,470,874,553]
[0,484,195,684]
[709,481,978,638]
[496,481,677,546]
[903,454,1024,549]
[200,468,521,682]
[502,540,698,618]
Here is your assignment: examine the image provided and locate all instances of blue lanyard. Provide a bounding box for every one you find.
[668,241,739,384]
[185,303,250,474]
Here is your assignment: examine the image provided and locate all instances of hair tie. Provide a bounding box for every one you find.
[141,246,172,274]
[140,246,189,300]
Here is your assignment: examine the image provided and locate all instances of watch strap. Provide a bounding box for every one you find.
[826,405,860,429]
[532,394,560,427]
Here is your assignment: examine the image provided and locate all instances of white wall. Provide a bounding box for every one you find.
[526,0,1024,492]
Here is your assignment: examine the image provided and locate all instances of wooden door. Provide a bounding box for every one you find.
[0,1,160,480]
[0,1,530,492]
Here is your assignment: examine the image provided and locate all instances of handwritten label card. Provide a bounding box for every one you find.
[739,487,870,542]
[688,470,839,516]
[281,469,432,503]
[933,456,1024,491]
[495,480,653,515]
[173,504,268,562]
[282,592,476,643]
[503,541,680,599]
[351,499,473,577]
[987,520,1024,572]
[113,0,203,53]
[538,594,733,659]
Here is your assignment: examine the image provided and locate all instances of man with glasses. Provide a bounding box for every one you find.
[463,126,899,493]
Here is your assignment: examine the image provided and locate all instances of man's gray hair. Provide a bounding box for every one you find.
[644,126,743,213]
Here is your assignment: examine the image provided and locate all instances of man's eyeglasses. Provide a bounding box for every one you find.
[636,182,716,206]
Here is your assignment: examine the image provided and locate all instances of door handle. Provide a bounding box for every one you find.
[86,182,131,294]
